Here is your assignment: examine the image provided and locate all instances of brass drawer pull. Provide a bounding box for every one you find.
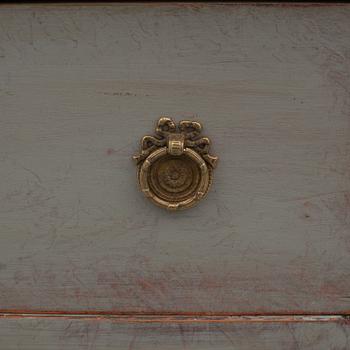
[133,117,218,210]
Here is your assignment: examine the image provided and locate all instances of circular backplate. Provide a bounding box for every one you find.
[138,147,212,210]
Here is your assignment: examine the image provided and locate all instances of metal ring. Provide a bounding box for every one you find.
[139,147,211,210]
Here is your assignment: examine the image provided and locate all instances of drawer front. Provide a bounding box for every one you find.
[0,316,349,350]
[0,3,349,348]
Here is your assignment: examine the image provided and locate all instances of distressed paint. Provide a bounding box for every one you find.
[0,317,349,350]
[0,4,349,316]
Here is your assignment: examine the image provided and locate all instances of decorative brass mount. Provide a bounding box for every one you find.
[133,117,218,210]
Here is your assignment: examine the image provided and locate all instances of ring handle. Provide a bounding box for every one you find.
[133,117,218,210]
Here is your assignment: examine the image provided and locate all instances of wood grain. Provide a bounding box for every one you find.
[0,3,349,314]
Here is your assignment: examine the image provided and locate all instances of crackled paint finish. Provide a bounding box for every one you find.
[0,4,349,318]
[0,317,349,350]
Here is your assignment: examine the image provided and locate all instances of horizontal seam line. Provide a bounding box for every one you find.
[0,312,349,323]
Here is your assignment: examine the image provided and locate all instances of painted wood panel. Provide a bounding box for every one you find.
[0,317,349,350]
[0,4,349,314]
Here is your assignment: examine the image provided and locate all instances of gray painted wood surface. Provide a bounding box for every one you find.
[0,317,349,350]
[0,3,350,316]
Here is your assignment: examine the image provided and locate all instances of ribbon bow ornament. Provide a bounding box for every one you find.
[133,117,218,169]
